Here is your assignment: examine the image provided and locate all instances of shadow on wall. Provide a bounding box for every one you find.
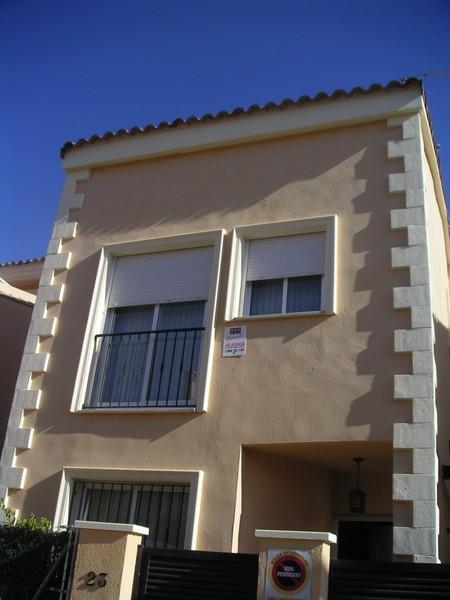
[237,448,332,554]
[435,317,450,562]
[237,445,393,555]
[31,124,419,443]
[75,124,386,239]
[345,142,412,436]
[0,296,33,454]
[8,469,62,527]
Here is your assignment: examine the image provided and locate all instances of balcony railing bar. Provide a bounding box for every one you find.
[94,326,205,339]
[87,327,205,409]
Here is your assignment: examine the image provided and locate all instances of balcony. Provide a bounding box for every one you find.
[85,327,204,409]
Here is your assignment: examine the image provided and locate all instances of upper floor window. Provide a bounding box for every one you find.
[225,216,336,320]
[82,244,219,411]
[90,300,205,408]
[243,233,325,316]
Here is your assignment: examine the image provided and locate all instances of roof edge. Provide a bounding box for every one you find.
[0,281,36,306]
[60,78,422,159]
[61,80,424,172]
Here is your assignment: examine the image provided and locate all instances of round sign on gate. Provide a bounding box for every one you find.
[269,551,310,594]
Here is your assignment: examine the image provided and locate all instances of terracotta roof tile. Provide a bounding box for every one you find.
[0,257,45,267]
[60,78,423,158]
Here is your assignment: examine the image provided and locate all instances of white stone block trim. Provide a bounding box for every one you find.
[388,113,438,562]
[413,449,436,474]
[0,466,26,490]
[393,423,435,449]
[393,474,436,501]
[39,284,65,303]
[394,329,432,353]
[16,390,41,410]
[393,526,437,560]
[394,374,434,399]
[44,252,71,271]
[387,138,421,158]
[22,352,50,374]
[411,306,433,329]
[412,352,434,375]
[409,266,429,286]
[0,169,89,502]
[391,246,427,269]
[413,501,437,528]
[30,317,57,337]
[389,172,424,194]
[24,335,40,355]
[407,225,427,245]
[53,222,78,240]
[14,428,33,450]
[393,285,431,309]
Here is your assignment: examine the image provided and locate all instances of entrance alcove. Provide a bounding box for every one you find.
[237,441,393,560]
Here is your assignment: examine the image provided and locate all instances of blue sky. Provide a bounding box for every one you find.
[1,0,449,263]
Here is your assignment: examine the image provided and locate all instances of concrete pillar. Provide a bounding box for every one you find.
[70,521,149,600]
[256,529,337,600]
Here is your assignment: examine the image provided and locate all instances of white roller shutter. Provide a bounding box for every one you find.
[108,246,214,307]
[246,232,325,281]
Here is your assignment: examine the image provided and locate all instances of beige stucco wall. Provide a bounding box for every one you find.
[0,297,33,454]
[239,449,333,553]
[12,121,414,550]
[424,154,450,561]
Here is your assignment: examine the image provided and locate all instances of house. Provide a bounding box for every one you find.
[0,257,44,294]
[0,280,35,461]
[0,259,42,464]
[0,78,449,563]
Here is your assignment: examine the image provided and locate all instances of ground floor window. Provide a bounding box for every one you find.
[68,481,190,549]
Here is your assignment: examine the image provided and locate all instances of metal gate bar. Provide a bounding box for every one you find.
[137,548,258,600]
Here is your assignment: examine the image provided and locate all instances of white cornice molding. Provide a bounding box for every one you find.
[62,88,422,171]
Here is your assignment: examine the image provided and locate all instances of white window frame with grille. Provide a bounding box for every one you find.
[71,230,224,413]
[54,467,203,550]
[225,216,337,320]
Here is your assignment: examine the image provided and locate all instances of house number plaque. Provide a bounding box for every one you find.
[86,571,108,588]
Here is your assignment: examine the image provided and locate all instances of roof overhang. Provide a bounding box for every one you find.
[62,85,423,172]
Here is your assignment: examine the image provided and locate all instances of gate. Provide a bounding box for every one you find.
[136,548,259,599]
[136,549,450,600]
[329,559,450,600]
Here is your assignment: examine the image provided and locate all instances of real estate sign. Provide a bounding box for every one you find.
[223,325,247,357]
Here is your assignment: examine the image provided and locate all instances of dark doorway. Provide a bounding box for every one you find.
[338,521,393,561]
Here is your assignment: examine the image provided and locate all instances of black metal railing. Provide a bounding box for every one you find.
[32,528,78,600]
[85,327,205,409]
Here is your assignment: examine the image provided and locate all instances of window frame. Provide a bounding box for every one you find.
[225,216,337,321]
[54,467,203,550]
[71,230,224,413]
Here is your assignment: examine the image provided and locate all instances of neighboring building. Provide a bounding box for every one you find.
[0,281,35,456]
[0,257,44,294]
[0,79,449,562]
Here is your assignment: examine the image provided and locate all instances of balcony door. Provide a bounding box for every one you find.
[89,300,205,408]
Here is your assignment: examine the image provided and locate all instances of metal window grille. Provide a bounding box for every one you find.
[68,481,190,549]
[87,327,204,408]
